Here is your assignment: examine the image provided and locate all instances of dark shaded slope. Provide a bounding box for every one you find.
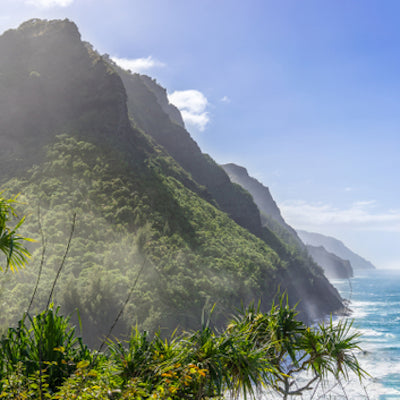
[110,66,263,237]
[306,245,353,279]
[222,163,303,248]
[0,19,131,178]
[111,69,344,320]
[0,19,344,341]
[222,163,355,280]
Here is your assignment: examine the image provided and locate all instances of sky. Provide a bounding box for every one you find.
[1,0,400,269]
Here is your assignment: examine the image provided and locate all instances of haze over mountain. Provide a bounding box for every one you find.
[222,163,354,280]
[306,245,353,280]
[298,230,376,271]
[1,0,400,271]
[0,19,346,345]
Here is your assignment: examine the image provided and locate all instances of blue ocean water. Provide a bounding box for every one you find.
[331,269,400,399]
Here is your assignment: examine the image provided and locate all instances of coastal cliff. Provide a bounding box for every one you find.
[0,19,344,344]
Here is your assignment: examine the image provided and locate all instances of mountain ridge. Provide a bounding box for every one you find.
[221,163,354,279]
[0,19,344,343]
[306,245,354,279]
[298,230,376,271]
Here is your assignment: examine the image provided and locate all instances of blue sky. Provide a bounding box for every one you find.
[2,0,400,268]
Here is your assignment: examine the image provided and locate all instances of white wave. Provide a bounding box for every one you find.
[245,371,400,400]
[358,328,385,337]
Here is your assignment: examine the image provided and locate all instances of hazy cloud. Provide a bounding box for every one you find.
[111,56,165,74]
[168,90,210,131]
[220,96,231,103]
[24,0,74,7]
[280,200,400,232]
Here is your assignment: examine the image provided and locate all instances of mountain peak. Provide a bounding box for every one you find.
[221,162,286,226]
[17,18,81,39]
[223,163,249,177]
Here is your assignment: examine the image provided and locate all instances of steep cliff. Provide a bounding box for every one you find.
[221,163,303,248]
[109,64,264,237]
[222,163,354,280]
[110,67,346,319]
[306,245,353,279]
[298,230,376,271]
[0,19,344,344]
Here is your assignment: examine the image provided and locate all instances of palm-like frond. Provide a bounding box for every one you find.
[0,194,34,272]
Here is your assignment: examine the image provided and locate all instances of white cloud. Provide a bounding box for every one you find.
[220,96,231,103]
[280,200,400,233]
[111,56,165,74]
[24,0,73,7]
[168,90,210,131]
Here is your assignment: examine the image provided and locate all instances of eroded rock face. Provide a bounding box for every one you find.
[138,75,185,128]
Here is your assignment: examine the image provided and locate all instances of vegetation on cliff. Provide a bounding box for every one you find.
[0,18,347,352]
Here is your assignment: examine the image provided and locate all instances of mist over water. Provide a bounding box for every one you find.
[330,270,400,399]
[249,270,400,399]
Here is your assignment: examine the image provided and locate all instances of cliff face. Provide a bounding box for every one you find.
[221,163,355,281]
[222,164,285,225]
[298,230,376,271]
[0,19,133,181]
[137,74,185,128]
[110,64,264,237]
[221,163,304,248]
[306,245,353,279]
[0,19,345,337]
[111,68,344,320]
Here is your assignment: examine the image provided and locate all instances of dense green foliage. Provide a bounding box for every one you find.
[0,299,365,399]
[0,193,364,398]
[0,135,284,346]
[0,306,90,393]
[0,19,345,350]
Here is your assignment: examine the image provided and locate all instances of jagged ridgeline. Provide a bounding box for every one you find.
[0,19,342,347]
[221,163,354,279]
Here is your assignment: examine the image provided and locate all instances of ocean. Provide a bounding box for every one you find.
[330,269,400,399]
[256,269,400,399]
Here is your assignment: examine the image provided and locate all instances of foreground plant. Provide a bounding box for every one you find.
[0,193,33,271]
[228,297,366,399]
[0,298,366,399]
[0,306,91,394]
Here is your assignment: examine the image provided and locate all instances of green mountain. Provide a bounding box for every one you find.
[0,19,343,346]
[108,62,264,237]
[107,61,345,317]
[221,163,354,280]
